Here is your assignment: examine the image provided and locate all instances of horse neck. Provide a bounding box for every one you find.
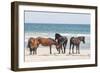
[54,42,58,45]
[52,40,57,45]
[78,37,84,42]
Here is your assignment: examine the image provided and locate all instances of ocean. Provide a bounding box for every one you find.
[24,23,90,49]
[24,23,90,34]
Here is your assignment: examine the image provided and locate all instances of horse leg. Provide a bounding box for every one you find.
[34,48,37,55]
[33,49,35,55]
[30,48,32,55]
[59,49,61,54]
[78,45,80,54]
[61,45,63,54]
[57,48,60,54]
[32,48,37,55]
[76,46,78,54]
[62,44,65,54]
[50,46,52,54]
[63,42,67,54]
[69,43,72,54]
[72,45,74,54]
[35,48,37,55]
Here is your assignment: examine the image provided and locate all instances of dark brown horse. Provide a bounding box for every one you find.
[55,33,68,54]
[69,36,85,54]
[27,37,39,55]
[37,37,61,54]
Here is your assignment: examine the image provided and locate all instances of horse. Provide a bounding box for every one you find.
[27,37,39,55]
[55,33,68,54]
[37,37,61,54]
[69,36,85,54]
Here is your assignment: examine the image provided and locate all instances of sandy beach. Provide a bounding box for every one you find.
[24,32,91,62]
[24,45,90,62]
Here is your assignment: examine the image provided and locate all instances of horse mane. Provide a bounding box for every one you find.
[78,36,85,40]
[55,33,62,37]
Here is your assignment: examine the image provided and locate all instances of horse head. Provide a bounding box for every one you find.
[56,44,61,51]
[54,42,62,51]
[78,36,85,44]
[55,33,61,40]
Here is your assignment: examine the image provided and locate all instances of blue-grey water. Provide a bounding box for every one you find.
[24,23,90,34]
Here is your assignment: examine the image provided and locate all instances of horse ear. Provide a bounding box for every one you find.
[55,33,59,35]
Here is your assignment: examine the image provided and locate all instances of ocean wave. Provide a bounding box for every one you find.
[24,32,90,42]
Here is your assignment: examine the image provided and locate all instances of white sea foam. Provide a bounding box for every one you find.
[25,32,90,37]
[25,32,90,42]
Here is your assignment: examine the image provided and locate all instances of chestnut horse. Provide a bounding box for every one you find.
[37,37,61,54]
[27,37,39,55]
[69,36,85,54]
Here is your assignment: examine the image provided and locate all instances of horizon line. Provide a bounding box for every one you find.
[24,22,90,25]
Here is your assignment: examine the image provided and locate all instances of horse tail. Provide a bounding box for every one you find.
[27,39,30,48]
[27,38,33,48]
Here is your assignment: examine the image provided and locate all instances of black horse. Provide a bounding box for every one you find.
[69,36,85,54]
[55,33,68,54]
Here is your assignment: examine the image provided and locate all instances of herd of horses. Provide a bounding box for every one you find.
[27,33,85,55]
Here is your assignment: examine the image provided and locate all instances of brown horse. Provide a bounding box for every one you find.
[27,37,39,55]
[37,37,61,54]
[69,36,85,54]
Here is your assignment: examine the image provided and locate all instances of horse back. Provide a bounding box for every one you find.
[70,37,81,45]
[37,37,56,46]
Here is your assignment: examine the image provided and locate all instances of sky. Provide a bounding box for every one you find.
[24,11,91,24]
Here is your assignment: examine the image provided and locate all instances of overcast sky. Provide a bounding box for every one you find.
[24,11,91,24]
